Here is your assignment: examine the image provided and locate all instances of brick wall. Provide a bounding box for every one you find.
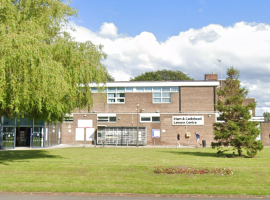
[261,122,270,146]
[181,87,215,112]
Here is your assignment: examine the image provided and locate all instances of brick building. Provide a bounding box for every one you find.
[1,73,269,149]
[62,74,222,146]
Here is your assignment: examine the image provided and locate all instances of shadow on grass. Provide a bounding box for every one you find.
[162,150,221,158]
[0,150,62,165]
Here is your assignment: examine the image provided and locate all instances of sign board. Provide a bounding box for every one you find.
[172,116,204,126]
[152,129,160,138]
[78,120,93,128]
[86,128,95,141]
[75,128,84,141]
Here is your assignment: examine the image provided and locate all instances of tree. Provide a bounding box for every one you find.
[212,67,263,157]
[263,112,270,122]
[0,0,109,122]
[130,69,193,81]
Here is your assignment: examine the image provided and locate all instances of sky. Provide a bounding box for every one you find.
[68,0,270,116]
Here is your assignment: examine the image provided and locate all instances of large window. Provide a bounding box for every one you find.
[153,87,171,103]
[107,87,125,103]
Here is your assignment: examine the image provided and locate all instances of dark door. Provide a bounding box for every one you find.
[16,127,30,147]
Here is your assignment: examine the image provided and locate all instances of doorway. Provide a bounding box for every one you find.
[16,127,31,147]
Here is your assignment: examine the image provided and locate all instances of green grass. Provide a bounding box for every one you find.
[0,147,270,195]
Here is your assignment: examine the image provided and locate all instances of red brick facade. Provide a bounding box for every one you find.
[61,80,267,147]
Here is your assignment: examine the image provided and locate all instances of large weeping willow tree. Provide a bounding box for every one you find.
[0,0,109,122]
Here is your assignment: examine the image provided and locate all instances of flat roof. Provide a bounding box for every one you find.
[89,80,219,87]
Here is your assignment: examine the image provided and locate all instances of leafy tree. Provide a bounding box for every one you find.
[106,72,115,81]
[263,112,270,122]
[0,0,109,122]
[130,69,193,81]
[212,67,263,157]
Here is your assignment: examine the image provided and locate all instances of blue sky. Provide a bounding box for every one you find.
[70,0,270,41]
[68,0,270,116]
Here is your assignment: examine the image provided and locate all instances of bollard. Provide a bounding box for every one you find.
[165,141,167,148]
[94,139,96,147]
[187,140,189,148]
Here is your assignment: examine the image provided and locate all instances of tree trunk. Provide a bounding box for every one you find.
[238,148,242,156]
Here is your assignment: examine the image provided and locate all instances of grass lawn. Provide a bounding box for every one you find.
[0,147,270,195]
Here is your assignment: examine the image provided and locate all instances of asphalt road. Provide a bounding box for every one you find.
[1,193,270,200]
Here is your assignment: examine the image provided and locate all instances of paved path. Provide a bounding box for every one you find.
[1,193,270,200]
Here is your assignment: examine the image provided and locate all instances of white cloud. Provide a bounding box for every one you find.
[68,21,270,116]
[99,22,118,38]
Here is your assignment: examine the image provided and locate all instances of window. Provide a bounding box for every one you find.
[64,114,73,122]
[126,87,133,92]
[216,113,224,122]
[97,114,117,122]
[107,87,125,103]
[140,113,160,122]
[153,87,171,103]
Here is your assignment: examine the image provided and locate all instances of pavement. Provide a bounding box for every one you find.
[4,143,204,151]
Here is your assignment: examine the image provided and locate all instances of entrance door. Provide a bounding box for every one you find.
[16,127,30,147]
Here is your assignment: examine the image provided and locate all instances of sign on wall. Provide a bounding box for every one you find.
[172,116,204,126]
[86,128,95,141]
[78,120,93,128]
[152,129,160,138]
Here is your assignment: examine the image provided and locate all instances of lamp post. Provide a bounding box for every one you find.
[137,103,139,147]
[217,59,222,80]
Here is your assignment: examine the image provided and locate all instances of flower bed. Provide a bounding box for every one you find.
[154,166,233,175]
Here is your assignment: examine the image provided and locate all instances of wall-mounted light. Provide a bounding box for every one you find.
[83,114,86,117]
[93,111,97,113]
[155,111,160,113]
[208,114,211,117]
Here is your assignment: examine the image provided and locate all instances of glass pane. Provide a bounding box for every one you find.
[98,117,109,122]
[141,117,151,121]
[117,93,125,97]
[3,117,15,126]
[117,87,125,92]
[153,98,161,103]
[153,93,161,97]
[145,87,152,92]
[152,117,160,122]
[108,87,116,92]
[108,93,115,97]
[108,99,115,102]
[162,98,171,103]
[136,87,144,92]
[91,87,98,93]
[162,93,171,97]
[126,87,133,92]
[171,87,179,92]
[162,87,170,92]
[153,87,161,92]
[32,127,43,147]
[109,117,117,122]
[117,99,125,102]
[2,127,15,148]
